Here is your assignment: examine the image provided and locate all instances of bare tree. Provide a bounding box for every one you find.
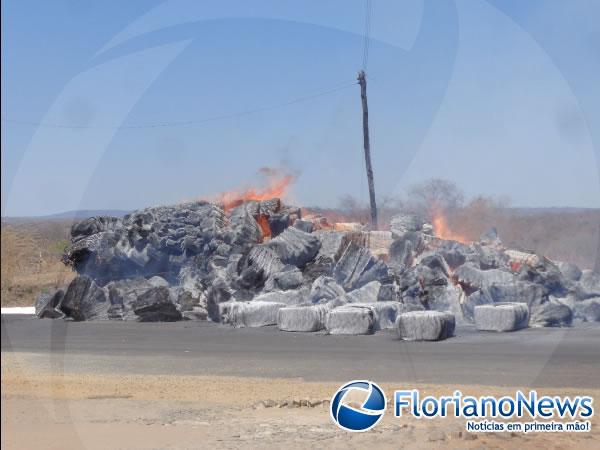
[405,178,465,219]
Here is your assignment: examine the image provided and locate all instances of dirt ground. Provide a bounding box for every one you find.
[2,353,598,450]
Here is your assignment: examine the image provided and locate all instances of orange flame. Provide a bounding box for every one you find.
[432,210,469,243]
[256,214,272,238]
[212,167,296,212]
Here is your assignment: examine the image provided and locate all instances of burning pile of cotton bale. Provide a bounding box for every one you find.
[35,198,600,340]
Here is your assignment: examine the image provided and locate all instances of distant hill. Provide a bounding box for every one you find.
[2,209,131,223]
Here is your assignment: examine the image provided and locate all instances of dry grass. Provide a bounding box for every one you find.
[1,220,74,307]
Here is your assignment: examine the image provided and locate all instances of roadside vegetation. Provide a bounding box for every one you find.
[1,220,74,307]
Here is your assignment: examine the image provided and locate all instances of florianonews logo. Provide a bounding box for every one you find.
[330,380,387,432]
[330,383,594,434]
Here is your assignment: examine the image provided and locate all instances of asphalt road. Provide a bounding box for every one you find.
[2,314,599,388]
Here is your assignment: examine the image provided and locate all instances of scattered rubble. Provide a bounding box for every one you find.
[35,198,600,339]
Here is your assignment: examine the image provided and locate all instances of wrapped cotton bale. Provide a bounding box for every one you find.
[529,299,571,327]
[233,301,285,327]
[277,305,329,332]
[325,305,374,335]
[312,231,353,261]
[264,267,304,291]
[333,241,388,291]
[246,246,286,279]
[59,275,110,321]
[351,302,403,330]
[229,301,286,327]
[396,311,455,341]
[474,302,529,331]
[266,227,321,267]
[454,264,515,290]
[131,286,182,322]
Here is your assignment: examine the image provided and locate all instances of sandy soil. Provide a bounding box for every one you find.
[2,353,598,450]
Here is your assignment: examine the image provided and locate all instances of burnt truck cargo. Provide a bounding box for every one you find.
[36,200,598,337]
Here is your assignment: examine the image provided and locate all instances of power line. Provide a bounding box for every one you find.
[0,80,356,130]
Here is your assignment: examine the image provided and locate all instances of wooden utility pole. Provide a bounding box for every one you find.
[357,70,378,230]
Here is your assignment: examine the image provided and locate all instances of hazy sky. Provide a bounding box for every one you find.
[2,0,600,216]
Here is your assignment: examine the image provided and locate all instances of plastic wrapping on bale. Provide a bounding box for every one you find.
[308,276,346,303]
[64,201,230,284]
[340,281,381,303]
[266,227,321,267]
[131,286,182,322]
[71,216,122,242]
[252,289,309,306]
[35,289,65,319]
[325,305,374,335]
[59,275,109,321]
[474,302,529,331]
[436,240,471,270]
[529,298,572,327]
[229,301,287,327]
[454,264,515,291]
[388,238,414,274]
[556,262,582,282]
[426,284,465,323]
[264,266,304,291]
[106,277,157,320]
[396,311,455,341]
[573,298,600,322]
[277,304,329,332]
[258,198,281,215]
[169,285,207,313]
[299,230,361,282]
[461,289,494,323]
[487,282,545,307]
[206,277,234,322]
[377,283,399,302]
[38,198,594,330]
[484,283,571,328]
[245,246,286,280]
[418,254,451,277]
[516,258,569,297]
[350,302,404,330]
[229,205,263,245]
[397,264,449,308]
[182,306,209,321]
[313,230,358,261]
[302,256,335,282]
[333,241,389,291]
[576,270,600,299]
